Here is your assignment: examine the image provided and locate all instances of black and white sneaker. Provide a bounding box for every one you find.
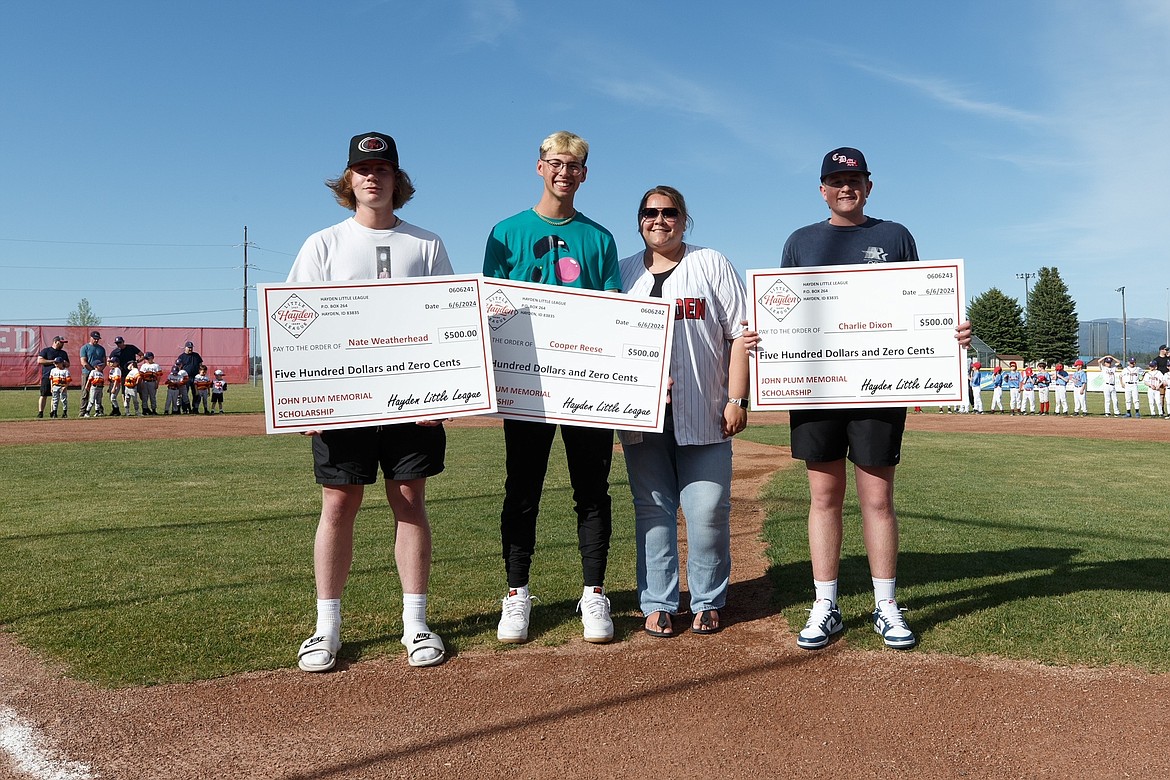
[873,599,917,649]
[797,598,843,649]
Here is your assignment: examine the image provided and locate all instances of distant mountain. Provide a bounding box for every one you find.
[1087,318,1169,355]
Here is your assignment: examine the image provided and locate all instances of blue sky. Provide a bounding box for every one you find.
[3,1,1169,331]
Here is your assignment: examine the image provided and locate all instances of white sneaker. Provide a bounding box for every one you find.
[577,586,614,643]
[797,598,843,649]
[497,588,535,643]
[873,598,917,649]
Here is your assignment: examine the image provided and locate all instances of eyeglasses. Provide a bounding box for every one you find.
[540,159,585,175]
[639,207,680,221]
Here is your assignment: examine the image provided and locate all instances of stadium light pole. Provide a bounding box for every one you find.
[1116,286,1127,363]
[242,225,249,330]
[1016,271,1036,312]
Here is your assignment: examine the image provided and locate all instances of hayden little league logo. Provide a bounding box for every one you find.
[271,294,319,338]
[485,290,519,330]
[758,279,801,325]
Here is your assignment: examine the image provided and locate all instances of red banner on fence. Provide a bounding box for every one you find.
[0,325,250,388]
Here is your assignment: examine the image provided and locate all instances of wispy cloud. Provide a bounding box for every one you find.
[460,0,520,46]
[852,63,1045,126]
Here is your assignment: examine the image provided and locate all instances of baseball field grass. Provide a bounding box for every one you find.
[741,426,1170,671]
[3,386,1169,686]
[2,380,268,420]
[0,423,639,685]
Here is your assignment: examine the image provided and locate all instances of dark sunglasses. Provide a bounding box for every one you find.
[639,207,680,221]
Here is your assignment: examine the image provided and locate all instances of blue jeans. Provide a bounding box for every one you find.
[623,434,732,615]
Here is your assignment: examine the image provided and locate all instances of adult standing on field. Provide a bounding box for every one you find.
[618,185,749,638]
[483,130,622,646]
[176,341,203,413]
[78,331,106,418]
[764,147,971,651]
[287,131,453,674]
[111,336,143,377]
[35,335,69,418]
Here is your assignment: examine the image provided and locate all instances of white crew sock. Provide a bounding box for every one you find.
[814,579,838,605]
[872,577,896,607]
[315,598,341,640]
[402,592,429,636]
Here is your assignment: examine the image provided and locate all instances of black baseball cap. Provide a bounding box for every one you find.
[348,132,399,168]
[52,335,67,343]
[90,331,101,339]
[53,355,66,363]
[185,341,194,348]
[821,147,869,180]
[115,336,124,344]
[144,351,154,359]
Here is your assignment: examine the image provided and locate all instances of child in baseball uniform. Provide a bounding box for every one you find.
[1122,357,1141,418]
[1101,357,1120,416]
[1020,366,1037,415]
[210,369,228,413]
[106,358,123,416]
[1035,362,1051,415]
[164,365,183,415]
[1072,360,1089,416]
[49,356,70,418]
[968,361,984,413]
[1053,363,1070,415]
[193,366,212,414]
[1142,361,1164,417]
[177,368,191,414]
[123,362,141,417]
[990,366,1004,412]
[1006,362,1022,415]
[85,365,106,417]
[138,352,161,415]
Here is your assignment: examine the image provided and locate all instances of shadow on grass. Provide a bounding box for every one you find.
[768,546,1170,630]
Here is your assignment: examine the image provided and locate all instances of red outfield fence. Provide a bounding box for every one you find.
[0,325,249,388]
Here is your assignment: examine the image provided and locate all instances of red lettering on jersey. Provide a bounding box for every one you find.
[674,297,707,320]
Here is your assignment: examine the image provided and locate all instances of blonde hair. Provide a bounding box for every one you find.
[539,131,589,164]
[326,167,416,211]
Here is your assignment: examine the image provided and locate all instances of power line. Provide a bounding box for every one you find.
[248,245,296,257]
[0,237,236,248]
[5,287,242,293]
[0,263,240,271]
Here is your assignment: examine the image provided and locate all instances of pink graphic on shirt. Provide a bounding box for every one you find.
[555,257,581,283]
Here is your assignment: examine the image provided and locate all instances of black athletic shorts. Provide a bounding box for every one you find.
[40,375,52,396]
[789,407,907,467]
[311,423,446,485]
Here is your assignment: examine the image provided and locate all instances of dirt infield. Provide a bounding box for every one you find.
[2,412,1168,779]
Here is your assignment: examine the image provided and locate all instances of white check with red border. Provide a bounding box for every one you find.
[258,275,495,434]
[748,259,967,409]
[482,279,674,431]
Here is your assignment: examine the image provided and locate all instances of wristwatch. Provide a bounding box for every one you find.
[728,398,750,409]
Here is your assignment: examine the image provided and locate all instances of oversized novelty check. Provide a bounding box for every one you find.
[258,275,496,434]
[482,279,674,431]
[748,259,967,409]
